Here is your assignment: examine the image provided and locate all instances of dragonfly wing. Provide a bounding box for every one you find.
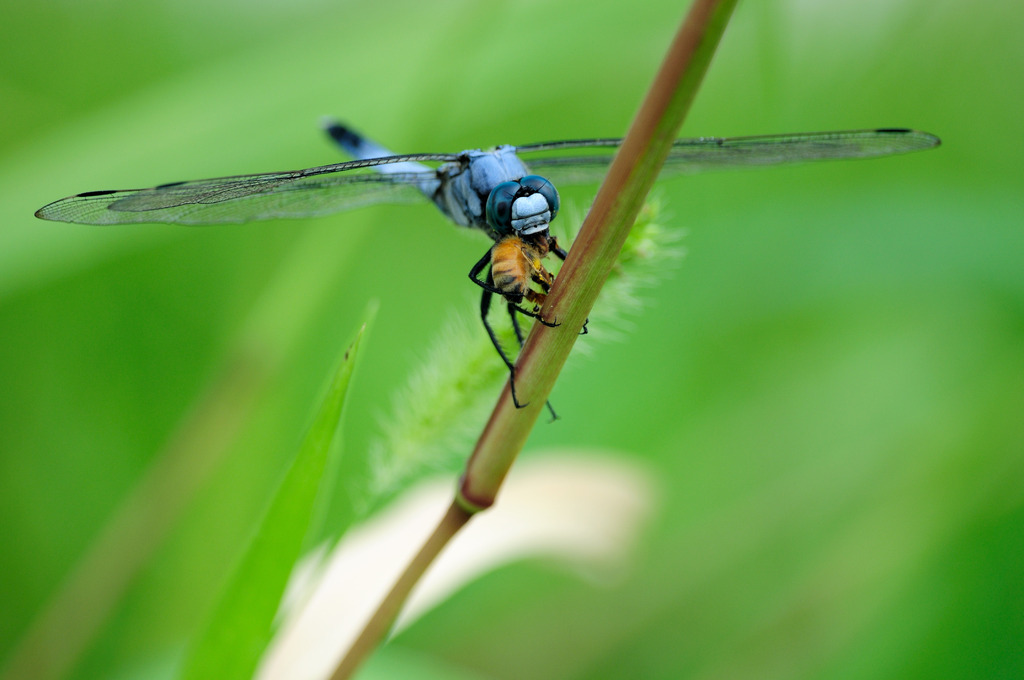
[515,138,619,186]
[519,129,939,186]
[35,154,457,225]
[522,154,618,186]
[659,128,940,173]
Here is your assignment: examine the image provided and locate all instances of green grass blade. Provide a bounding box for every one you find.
[179,321,367,680]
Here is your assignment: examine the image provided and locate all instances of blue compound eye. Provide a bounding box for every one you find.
[486,180,520,234]
[518,175,559,220]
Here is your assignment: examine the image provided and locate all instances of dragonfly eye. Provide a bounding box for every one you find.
[486,181,521,234]
[518,175,559,220]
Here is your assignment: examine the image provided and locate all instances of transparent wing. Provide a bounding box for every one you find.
[35,153,459,225]
[517,128,940,186]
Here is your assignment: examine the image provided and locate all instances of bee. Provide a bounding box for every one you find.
[469,224,571,413]
[487,232,556,309]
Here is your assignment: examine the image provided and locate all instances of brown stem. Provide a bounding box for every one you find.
[460,0,738,509]
[330,1,737,676]
[328,502,473,680]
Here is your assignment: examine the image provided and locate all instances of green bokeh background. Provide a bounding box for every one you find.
[2,1,1022,679]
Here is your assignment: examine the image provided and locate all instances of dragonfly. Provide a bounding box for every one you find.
[35,121,940,412]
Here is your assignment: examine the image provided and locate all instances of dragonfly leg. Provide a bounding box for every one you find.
[480,275,527,409]
[514,294,559,327]
[549,235,569,261]
[508,300,526,346]
[469,249,507,296]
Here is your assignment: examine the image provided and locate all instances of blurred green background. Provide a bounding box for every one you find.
[2,0,1022,679]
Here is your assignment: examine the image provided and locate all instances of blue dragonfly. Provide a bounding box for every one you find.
[35,122,940,411]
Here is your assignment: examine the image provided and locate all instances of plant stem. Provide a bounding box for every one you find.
[460,0,738,509]
[328,502,472,680]
[331,0,737,676]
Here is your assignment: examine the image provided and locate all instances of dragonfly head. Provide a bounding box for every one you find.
[486,175,559,238]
